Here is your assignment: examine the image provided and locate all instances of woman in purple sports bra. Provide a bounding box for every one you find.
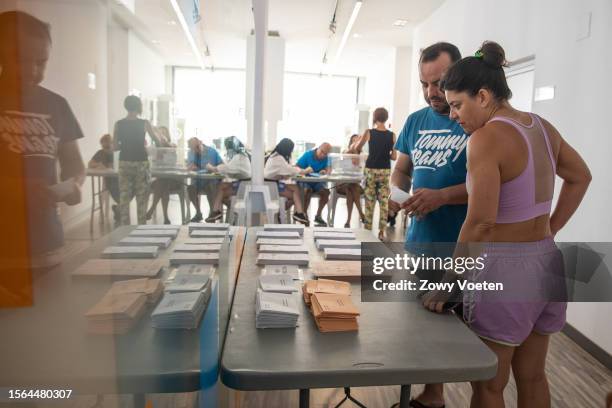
[423,42,591,408]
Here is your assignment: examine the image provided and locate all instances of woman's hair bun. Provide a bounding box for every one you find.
[478,41,507,69]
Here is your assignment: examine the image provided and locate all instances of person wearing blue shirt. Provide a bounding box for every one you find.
[186,137,223,222]
[389,42,466,408]
[296,143,332,226]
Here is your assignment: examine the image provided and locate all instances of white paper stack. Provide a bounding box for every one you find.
[190,230,229,238]
[255,290,299,329]
[313,231,356,240]
[136,225,181,231]
[324,248,362,260]
[256,253,309,266]
[101,246,159,259]
[258,245,309,254]
[165,272,211,293]
[151,291,209,329]
[315,240,361,250]
[169,252,219,265]
[263,224,305,236]
[118,236,172,249]
[172,243,222,253]
[188,222,230,233]
[256,231,301,240]
[256,238,303,247]
[313,227,352,233]
[129,229,178,239]
[262,265,303,280]
[258,274,298,293]
[72,259,164,278]
[183,238,225,245]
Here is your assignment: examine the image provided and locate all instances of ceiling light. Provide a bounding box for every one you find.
[393,19,409,27]
[151,40,161,44]
[353,33,361,38]
[331,0,363,69]
[167,20,177,26]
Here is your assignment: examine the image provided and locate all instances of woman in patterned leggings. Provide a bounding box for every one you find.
[353,107,397,240]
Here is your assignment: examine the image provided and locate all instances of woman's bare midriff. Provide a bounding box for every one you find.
[490,214,552,242]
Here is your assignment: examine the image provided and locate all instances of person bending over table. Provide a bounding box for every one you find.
[336,133,365,228]
[186,137,223,222]
[205,136,251,223]
[296,142,332,227]
[88,133,119,224]
[146,126,183,224]
[264,138,312,226]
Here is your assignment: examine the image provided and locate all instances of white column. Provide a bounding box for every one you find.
[251,0,268,186]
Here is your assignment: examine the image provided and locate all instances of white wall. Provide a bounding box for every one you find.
[128,31,166,103]
[412,0,612,354]
[392,46,412,133]
[107,18,129,132]
[361,48,396,129]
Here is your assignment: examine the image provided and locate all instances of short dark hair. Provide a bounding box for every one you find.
[420,42,461,64]
[0,11,51,60]
[441,41,512,101]
[373,107,389,124]
[124,95,143,114]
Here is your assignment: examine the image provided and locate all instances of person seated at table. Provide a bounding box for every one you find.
[186,137,223,222]
[205,136,252,223]
[88,133,119,223]
[296,142,332,227]
[264,138,312,225]
[336,134,365,228]
[145,126,184,224]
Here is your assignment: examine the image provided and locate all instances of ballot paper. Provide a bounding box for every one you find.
[48,177,77,201]
[390,186,412,205]
[169,252,219,265]
[313,227,352,233]
[324,248,361,260]
[175,264,215,277]
[172,244,222,253]
[183,238,225,245]
[118,236,172,249]
[256,238,303,247]
[136,224,180,231]
[311,261,361,279]
[261,265,303,280]
[258,245,309,254]
[101,246,159,259]
[302,278,352,305]
[85,292,148,334]
[256,290,299,329]
[165,272,211,293]
[190,230,229,238]
[256,231,301,240]
[258,274,298,293]
[263,224,304,235]
[72,259,164,278]
[313,231,356,240]
[107,278,164,304]
[310,292,360,333]
[129,229,178,238]
[256,253,309,266]
[151,291,209,329]
[315,240,361,250]
[188,222,230,233]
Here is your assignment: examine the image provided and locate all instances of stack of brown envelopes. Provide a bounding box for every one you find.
[302,278,351,306]
[310,292,360,332]
[107,278,163,304]
[85,292,147,334]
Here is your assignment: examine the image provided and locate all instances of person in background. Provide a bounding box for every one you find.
[389,41,465,408]
[423,41,591,408]
[113,95,161,225]
[186,137,223,222]
[145,126,183,224]
[205,136,251,222]
[0,11,85,278]
[264,138,312,225]
[336,134,365,228]
[296,142,332,227]
[88,133,119,224]
[354,107,396,241]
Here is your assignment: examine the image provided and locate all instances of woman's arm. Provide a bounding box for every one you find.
[390,132,397,161]
[353,130,370,152]
[144,120,163,146]
[112,123,120,151]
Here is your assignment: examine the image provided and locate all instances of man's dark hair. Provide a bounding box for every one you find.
[419,42,461,64]
[0,11,51,44]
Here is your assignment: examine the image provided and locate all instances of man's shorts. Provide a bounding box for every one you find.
[299,182,328,193]
[193,179,219,193]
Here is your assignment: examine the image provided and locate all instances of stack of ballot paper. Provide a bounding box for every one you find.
[72,259,164,278]
[101,246,159,259]
[188,222,230,233]
[302,278,351,306]
[190,229,229,238]
[313,227,352,233]
[256,231,301,240]
[313,231,356,240]
[172,243,222,253]
[259,274,298,293]
[263,224,304,235]
[129,229,178,239]
[261,265,303,280]
[151,291,209,329]
[256,238,303,247]
[315,240,361,250]
[256,253,309,266]
[118,236,172,249]
[136,224,180,231]
[169,252,219,265]
[255,290,299,329]
[85,292,147,334]
[165,266,212,293]
[183,237,225,245]
[107,278,163,304]
[324,248,361,260]
[258,245,309,254]
[310,292,360,332]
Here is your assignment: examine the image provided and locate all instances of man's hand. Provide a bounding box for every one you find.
[402,188,447,217]
[319,169,328,175]
[206,163,216,172]
[388,198,401,213]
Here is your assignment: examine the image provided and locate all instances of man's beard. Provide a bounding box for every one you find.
[427,96,450,114]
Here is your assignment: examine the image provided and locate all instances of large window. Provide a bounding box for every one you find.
[173,68,247,148]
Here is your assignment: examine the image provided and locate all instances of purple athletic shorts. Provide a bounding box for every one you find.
[463,238,567,346]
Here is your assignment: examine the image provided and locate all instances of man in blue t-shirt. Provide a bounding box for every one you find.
[186,137,223,222]
[297,143,332,226]
[390,42,466,408]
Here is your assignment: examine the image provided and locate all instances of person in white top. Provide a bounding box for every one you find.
[264,138,312,225]
[205,136,251,222]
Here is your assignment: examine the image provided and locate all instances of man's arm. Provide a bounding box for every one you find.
[57,140,86,205]
[390,151,413,192]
